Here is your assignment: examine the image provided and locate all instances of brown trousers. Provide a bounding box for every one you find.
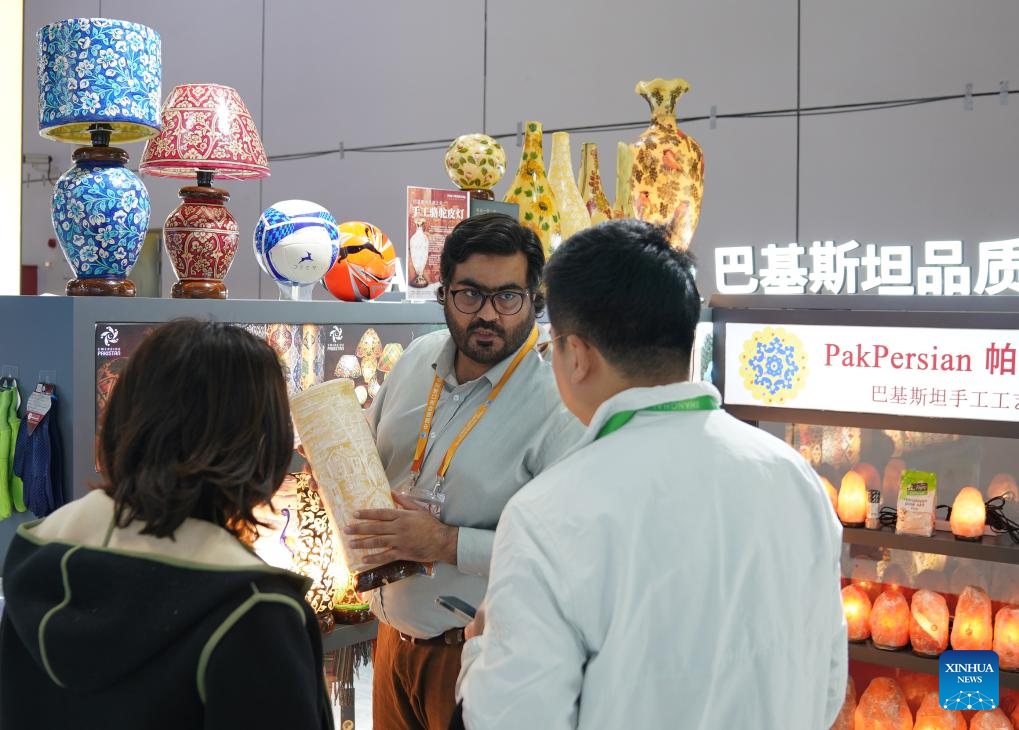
[372,623,462,730]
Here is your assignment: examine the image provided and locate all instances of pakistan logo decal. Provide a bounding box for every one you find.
[740,327,808,405]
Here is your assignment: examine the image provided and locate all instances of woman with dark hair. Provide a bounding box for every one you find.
[0,319,332,730]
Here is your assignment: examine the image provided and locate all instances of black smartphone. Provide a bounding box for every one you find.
[435,595,477,621]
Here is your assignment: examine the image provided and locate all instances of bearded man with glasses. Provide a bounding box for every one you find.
[344,212,583,730]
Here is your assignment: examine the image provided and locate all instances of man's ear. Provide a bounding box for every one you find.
[435,286,446,305]
[565,334,594,385]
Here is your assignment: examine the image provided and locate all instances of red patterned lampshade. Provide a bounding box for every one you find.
[140,83,269,299]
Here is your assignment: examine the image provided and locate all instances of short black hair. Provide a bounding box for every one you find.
[440,212,545,294]
[544,219,701,379]
[99,319,293,539]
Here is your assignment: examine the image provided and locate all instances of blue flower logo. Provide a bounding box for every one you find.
[739,327,808,404]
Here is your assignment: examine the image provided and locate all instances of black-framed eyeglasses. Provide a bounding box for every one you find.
[440,287,531,316]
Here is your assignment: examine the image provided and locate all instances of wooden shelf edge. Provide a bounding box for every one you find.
[842,526,1019,564]
[849,641,1019,690]
[321,619,378,653]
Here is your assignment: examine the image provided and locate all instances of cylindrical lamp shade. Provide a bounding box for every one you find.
[910,589,949,656]
[869,589,910,650]
[139,83,269,179]
[993,605,1019,671]
[854,677,912,730]
[841,584,872,642]
[951,585,993,651]
[38,18,161,143]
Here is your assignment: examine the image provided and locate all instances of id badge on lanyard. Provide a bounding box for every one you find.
[398,473,447,517]
[401,326,539,518]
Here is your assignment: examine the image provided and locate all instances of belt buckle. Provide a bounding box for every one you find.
[443,628,465,645]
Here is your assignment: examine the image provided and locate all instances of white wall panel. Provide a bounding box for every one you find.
[801,0,1019,105]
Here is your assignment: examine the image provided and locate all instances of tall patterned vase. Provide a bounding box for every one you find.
[503,121,560,258]
[629,77,704,250]
[613,141,636,219]
[51,146,151,296]
[547,132,590,241]
[578,143,614,225]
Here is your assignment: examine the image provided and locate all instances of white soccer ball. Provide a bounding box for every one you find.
[253,200,340,284]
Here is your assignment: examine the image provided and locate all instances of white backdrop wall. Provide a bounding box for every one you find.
[20,0,1019,300]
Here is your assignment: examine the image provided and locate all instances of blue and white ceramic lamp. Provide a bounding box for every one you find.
[37,18,161,296]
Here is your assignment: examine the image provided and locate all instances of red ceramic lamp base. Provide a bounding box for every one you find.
[66,277,136,297]
[172,279,227,299]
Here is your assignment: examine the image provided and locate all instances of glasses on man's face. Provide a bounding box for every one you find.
[443,287,530,316]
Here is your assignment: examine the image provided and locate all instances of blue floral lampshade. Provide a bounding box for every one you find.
[37,18,161,144]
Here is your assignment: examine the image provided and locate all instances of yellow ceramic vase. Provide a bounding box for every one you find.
[614,141,635,219]
[578,143,613,225]
[547,132,590,241]
[629,77,704,250]
[503,121,560,258]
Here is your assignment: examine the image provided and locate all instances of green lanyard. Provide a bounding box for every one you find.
[595,395,718,441]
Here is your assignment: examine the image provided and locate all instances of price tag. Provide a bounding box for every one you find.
[25,382,55,436]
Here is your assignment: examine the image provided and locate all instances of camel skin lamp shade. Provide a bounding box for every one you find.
[37,18,162,296]
[140,83,269,299]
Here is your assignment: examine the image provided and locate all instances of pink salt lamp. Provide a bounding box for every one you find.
[993,605,1019,671]
[820,475,838,513]
[839,470,868,526]
[855,677,912,730]
[842,584,873,642]
[949,486,985,541]
[909,590,949,656]
[911,691,966,729]
[870,590,910,650]
[830,676,856,730]
[986,473,1018,503]
[969,709,1012,730]
[950,585,993,651]
[897,671,939,718]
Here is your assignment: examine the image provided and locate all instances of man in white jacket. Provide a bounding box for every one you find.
[454,219,848,729]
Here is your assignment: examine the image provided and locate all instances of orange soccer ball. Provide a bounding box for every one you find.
[323,221,397,301]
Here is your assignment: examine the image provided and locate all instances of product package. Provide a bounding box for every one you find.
[895,470,937,536]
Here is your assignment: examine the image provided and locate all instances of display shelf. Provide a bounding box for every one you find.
[321,620,378,653]
[842,527,1019,565]
[848,641,1019,690]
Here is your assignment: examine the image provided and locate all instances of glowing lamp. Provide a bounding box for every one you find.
[378,342,405,373]
[909,589,949,656]
[841,584,872,642]
[830,676,856,730]
[951,585,993,651]
[950,486,986,541]
[869,589,910,650]
[987,473,1019,503]
[970,709,1013,729]
[819,476,838,512]
[838,470,868,527]
[334,355,361,379]
[912,691,966,730]
[993,605,1019,671]
[854,677,912,730]
[898,672,940,718]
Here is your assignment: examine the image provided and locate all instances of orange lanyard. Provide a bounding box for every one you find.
[410,325,539,489]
